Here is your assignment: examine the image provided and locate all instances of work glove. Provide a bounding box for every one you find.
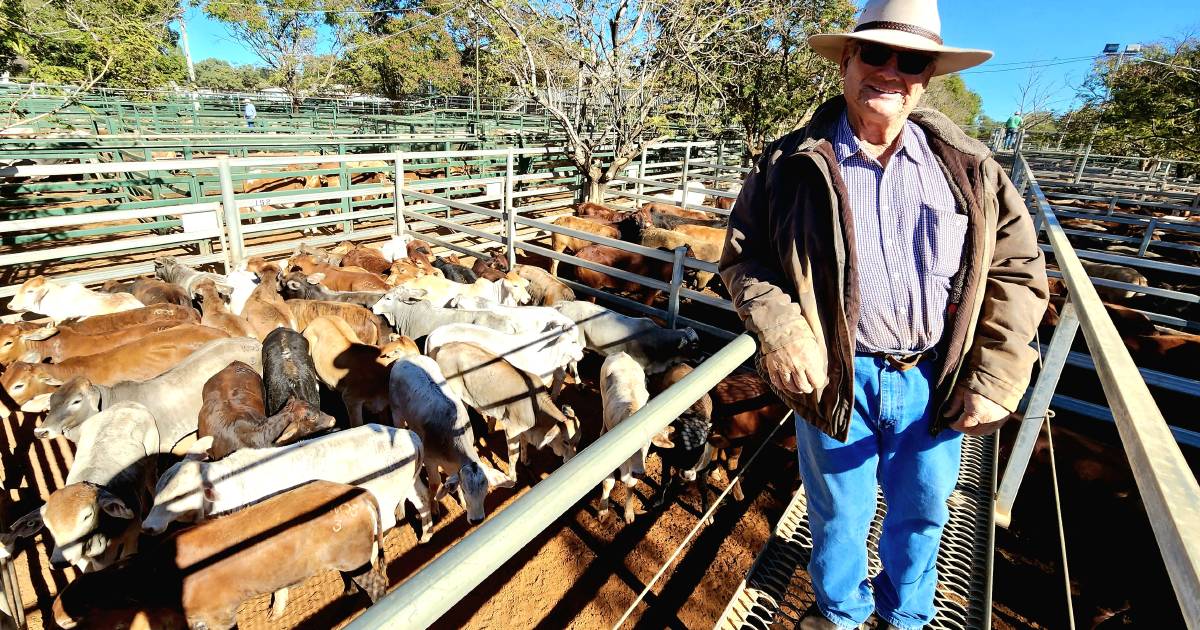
[759,335,828,396]
[943,385,1013,435]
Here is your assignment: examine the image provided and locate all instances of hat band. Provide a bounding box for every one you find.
[853,20,944,46]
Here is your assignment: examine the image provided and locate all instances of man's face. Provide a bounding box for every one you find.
[841,42,935,127]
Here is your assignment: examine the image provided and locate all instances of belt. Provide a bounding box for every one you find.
[859,349,939,371]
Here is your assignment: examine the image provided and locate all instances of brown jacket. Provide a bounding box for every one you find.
[719,96,1048,442]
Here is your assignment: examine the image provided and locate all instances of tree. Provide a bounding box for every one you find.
[199,0,363,110]
[2,0,186,129]
[340,2,464,99]
[473,0,763,201]
[696,0,856,161]
[1075,35,1200,166]
[193,58,272,91]
[921,73,982,129]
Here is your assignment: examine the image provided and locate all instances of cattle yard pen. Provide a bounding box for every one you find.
[2,134,1200,628]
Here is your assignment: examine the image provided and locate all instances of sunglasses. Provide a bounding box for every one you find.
[857,42,936,75]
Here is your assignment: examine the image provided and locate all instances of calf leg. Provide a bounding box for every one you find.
[269,588,288,621]
[504,431,521,486]
[727,445,745,502]
[622,478,640,524]
[345,561,388,602]
[598,476,616,520]
[411,481,434,543]
[653,465,678,509]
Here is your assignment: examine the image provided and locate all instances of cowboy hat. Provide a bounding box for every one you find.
[809,0,993,76]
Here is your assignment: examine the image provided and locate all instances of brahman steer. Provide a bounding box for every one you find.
[514,264,575,305]
[154,256,230,297]
[575,201,632,223]
[30,338,264,454]
[142,424,432,542]
[286,299,388,345]
[596,352,664,524]
[393,275,531,308]
[52,481,386,630]
[289,254,389,292]
[48,304,198,336]
[2,402,159,572]
[424,322,583,397]
[372,292,527,339]
[280,271,385,309]
[574,244,696,305]
[100,277,191,308]
[2,325,229,407]
[554,300,700,374]
[302,316,392,427]
[549,215,620,277]
[196,280,257,339]
[262,327,322,415]
[388,354,508,524]
[0,319,185,366]
[242,265,296,341]
[198,361,335,460]
[431,342,580,485]
[651,379,716,516]
[8,276,144,323]
[340,244,392,275]
[471,251,510,282]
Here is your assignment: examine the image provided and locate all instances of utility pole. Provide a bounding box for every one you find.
[178,11,200,111]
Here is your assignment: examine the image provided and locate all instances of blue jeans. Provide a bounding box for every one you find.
[795,355,962,630]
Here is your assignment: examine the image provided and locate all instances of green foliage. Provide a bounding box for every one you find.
[1075,37,1200,163]
[694,0,857,160]
[921,73,982,129]
[1,0,186,90]
[341,5,463,99]
[193,58,272,90]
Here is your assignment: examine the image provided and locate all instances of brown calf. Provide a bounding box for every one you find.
[576,201,632,223]
[638,201,714,222]
[574,244,695,305]
[290,254,389,292]
[102,278,191,308]
[242,266,297,341]
[302,316,392,427]
[340,245,392,275]
[1,325,229,406]
[0,319,186,365]
[549,216,620,277]
[286,300,388,345]
[52,481,386,630]
[197,362,335,459]
[196,280,257,339]
[52,304,198,336]
[658,366,789,501]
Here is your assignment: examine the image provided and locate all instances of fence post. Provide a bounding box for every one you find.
[505,149,517,269]
[394,155,407,238]
[666,246,687,329]
[994,297,1080,528]
[679,145,691,203]
[1138,218,1158,258]
[637,145,647,198]
[217,157,244,264]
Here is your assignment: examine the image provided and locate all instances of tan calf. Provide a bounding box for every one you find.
[0,319,186,366]
[1,325,229,406]
[242,266,297,341]
[302,316,391,427]
[286,299,387,345]
[196,280,257,339]
[52,481,386,630]
[549,216,620,277]
[290,254,389,292]
[52,304,198,336]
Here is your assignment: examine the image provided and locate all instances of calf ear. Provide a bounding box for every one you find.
[186,435,214,460]
[98,493,135,520]
[435,475,459,501]
[483,465,509,488]
[306,273,325,285]
[20,326,59,341]
[202,481,221,504]
[20,393,52,414]
[273,422,300,445]
[37,375,64,387]
[7,507,45,539]
[651,426,675,449]
[285,280,302,291]
[536,424,561,449]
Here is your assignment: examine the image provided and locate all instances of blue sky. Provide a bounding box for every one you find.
[181,2,1200,120]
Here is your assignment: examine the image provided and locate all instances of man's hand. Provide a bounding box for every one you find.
[761,336,827,396]
[943,386,1012,435]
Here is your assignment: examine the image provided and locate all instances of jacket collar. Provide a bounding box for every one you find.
[793,95,992,161]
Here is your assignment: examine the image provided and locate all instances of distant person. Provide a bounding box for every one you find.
[243,98,257,129]
[1004,110,1022,149]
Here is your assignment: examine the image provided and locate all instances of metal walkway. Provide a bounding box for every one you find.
[715,433,997,630]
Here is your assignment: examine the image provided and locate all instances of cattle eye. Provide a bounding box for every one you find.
[1,340,10,347]
[12,382,24,391]
[70,398,81,406]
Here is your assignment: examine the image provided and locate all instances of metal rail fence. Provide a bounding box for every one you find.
[995,153,1200,627]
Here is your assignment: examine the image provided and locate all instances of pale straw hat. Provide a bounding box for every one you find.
[808,0,993,76]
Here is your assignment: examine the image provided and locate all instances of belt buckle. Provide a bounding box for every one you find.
[883,353,921,371]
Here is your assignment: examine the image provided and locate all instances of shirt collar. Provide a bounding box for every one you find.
[833,112,927,167]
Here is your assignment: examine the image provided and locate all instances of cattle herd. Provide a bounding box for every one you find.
[0,199,788,629]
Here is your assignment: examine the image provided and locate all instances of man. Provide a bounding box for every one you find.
[243,98,257,129]
[1004,110,1023,149]
[718,1,1047,629]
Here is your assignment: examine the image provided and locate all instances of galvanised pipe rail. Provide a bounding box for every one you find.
[999,153,1200,627]
[345,334,758,630]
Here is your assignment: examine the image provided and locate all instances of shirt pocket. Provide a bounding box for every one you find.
[920,202,968,278]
